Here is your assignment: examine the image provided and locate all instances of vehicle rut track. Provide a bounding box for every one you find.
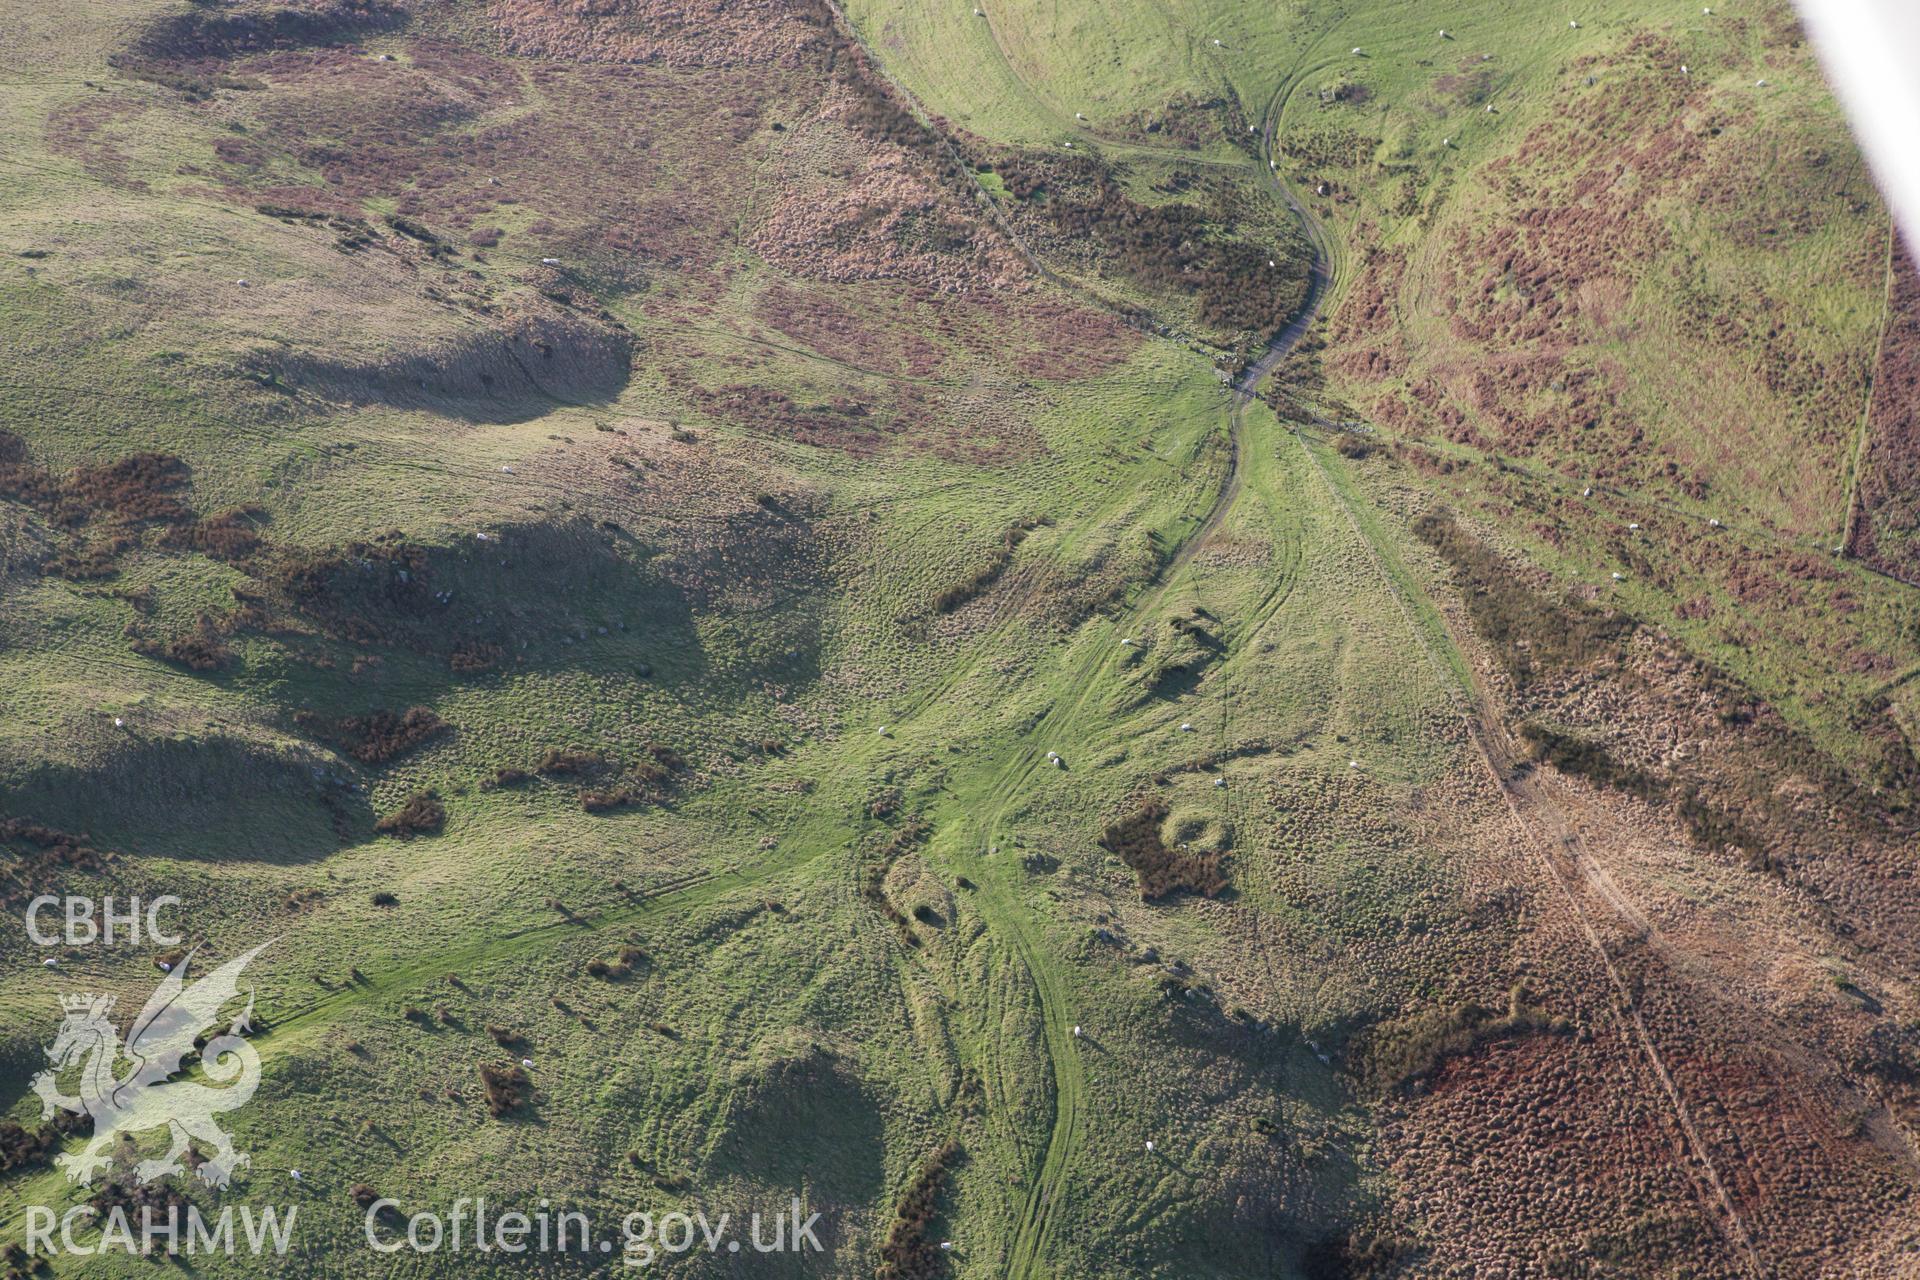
[1287,408,1771,1273]
[940,77,1335,1280]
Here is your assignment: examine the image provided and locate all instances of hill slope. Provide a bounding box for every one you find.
[1,0,1916,1276]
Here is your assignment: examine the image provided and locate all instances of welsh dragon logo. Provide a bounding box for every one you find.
[31,941,273,1188]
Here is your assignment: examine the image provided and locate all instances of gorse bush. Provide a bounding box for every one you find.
[876,1140,963,1280]
[374,791,445,838]
[1100,801,1227,900]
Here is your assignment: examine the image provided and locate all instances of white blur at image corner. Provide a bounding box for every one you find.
[1797,0,1920,251]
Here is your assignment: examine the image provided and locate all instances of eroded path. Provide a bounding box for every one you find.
[940,74,1336,1280]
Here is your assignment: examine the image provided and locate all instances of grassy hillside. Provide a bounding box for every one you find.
[1,0,1917,1277]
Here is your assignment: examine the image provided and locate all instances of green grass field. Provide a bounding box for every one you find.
[1,0,1916,1276]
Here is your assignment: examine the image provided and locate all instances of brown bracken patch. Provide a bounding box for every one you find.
[1100,800,1226,900]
